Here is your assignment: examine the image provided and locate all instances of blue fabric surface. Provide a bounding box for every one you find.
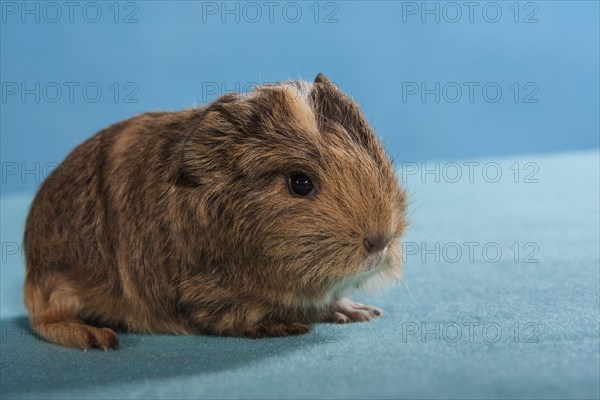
[1,151,598,399]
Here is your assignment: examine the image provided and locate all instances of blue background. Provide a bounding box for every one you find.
[1,0,599,194]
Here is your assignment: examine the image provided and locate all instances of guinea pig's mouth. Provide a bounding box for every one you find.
[364,249,388,272]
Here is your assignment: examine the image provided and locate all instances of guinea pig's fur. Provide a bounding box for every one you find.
[23,73,407,350]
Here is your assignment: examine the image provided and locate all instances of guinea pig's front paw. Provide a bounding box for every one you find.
[330,298,383,324]
[243,321,311,339]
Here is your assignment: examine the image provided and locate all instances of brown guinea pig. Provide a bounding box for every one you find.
[23,73,408,350]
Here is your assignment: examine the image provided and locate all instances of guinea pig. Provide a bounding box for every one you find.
[23,73,408,350]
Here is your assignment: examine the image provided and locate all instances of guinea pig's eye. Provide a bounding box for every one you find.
[288,174,315,197]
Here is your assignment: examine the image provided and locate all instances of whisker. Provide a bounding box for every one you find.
[402,278,421,305]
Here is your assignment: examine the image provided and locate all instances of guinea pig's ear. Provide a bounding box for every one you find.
[314,73,333,85]
[175,131,208,187]
[311,73,377,150]
[175,105,236,187]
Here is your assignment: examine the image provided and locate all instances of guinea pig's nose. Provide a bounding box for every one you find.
[363,235,391,254]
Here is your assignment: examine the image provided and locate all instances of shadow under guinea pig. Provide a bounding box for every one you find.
[0,316,343,397]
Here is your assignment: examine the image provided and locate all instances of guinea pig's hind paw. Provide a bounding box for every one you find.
[330,298,383,323]
[243,322,310,339]
[80,326,119,351]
